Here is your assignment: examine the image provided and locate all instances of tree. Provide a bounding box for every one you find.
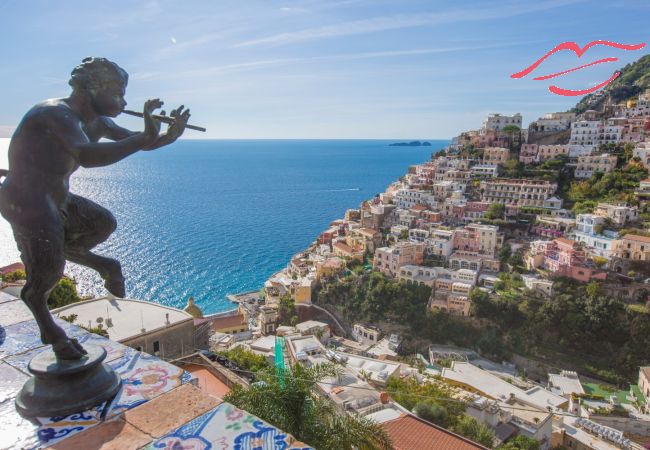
[225,363,391,450]
[399,228,410,240]
[485,202,505,220]
[451,415,495,448]
[499,243,512,264]
[498,435,541,450]
[219,346,270,374]
[47,277,81,309]
[413,401,448,426]
[501,125,521,151]
[278,293,296,326]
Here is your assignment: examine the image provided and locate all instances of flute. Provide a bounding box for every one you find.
[122,109,207,132]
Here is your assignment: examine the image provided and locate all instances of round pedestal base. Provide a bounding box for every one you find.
[15,344,122,419]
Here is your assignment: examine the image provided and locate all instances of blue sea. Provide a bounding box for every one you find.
[0,139,447,314]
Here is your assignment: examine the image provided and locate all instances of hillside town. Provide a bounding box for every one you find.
[218,89,650,449]
[4,78,650,450]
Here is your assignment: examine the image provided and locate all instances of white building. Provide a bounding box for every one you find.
[424,229,455,258]
[482,113,523,132]
[569,120,603,149]
[471,164,499,178]
[594,203,639,226]
[451,268,478,286]
[575,153,617,179]
[573,214,618,258]
[633,140,650,171]
[352,323,381,347]
[522,275,554,296]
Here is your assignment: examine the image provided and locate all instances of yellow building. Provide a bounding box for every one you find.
[613,234,650,261]
[315,257,346,282]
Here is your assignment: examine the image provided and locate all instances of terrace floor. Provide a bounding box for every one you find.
[0,292,310,449]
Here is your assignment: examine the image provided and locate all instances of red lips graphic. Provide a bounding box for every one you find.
[511,40,646,96]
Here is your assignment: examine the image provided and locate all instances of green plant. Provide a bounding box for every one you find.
[451,415,495,448]
[413,401,448,426]
[225,363,391,450]
[47,277,81,309]
[2,269,26,282]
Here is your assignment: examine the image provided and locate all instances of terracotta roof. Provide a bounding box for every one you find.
[555,237,577,247]
[0,262,24,274]
[411,204,428,211]
[381,415,489,450]
[623,234,650,243]
[333,242,354,253]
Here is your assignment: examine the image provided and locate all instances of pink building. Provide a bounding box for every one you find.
[520,144,538,164]
[373,242,425,277]
[543,238,606,282]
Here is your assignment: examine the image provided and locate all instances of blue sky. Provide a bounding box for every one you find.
[0,0,648,139]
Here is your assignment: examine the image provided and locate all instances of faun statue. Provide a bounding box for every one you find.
[0,57,190,360]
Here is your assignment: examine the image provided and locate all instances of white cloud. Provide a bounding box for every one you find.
[233,0,583,48]
[170,36,177,44]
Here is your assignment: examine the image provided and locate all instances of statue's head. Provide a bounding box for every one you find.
[69,57,129,117]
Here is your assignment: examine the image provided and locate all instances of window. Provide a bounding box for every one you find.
[153,340,160,355]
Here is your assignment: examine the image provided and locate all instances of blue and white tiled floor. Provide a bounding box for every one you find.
[0,291,312,450]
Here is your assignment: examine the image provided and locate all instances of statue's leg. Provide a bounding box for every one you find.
[64,194,125,297]
[13,221,87,360]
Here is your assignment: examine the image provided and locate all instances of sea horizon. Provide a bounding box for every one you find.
[0,138,447,314]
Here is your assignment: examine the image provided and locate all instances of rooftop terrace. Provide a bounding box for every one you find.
[0,291,310,449]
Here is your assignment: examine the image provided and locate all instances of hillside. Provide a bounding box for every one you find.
[571,53,650,114]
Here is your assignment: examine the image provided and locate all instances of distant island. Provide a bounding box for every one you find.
[389,140,431,147]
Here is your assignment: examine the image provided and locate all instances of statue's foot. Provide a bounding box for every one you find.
[52,338,87,361]
[102,260,125,298]
[104,276,125,298]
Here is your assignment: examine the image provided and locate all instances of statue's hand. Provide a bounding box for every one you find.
[143,98,163,144]
[165,105,191,142]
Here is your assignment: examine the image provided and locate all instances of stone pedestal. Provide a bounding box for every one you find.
[15,344,122,419]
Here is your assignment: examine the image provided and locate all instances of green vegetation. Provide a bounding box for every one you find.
[1,269,26,282]
[451,415,495,448]
[572,54,650,114]
[315,272,510,362]
[500,159,525,178]
[498,435,540,450]
[218,346,270,374]
[567,161,648,211]
[470,279,650,383]
[485,203,505,220]
[317,272,650,383]
[278,293,298,326]
[387,377,497,446]
[47,277,82,309]
[1,270,82,310]
[225,363,391,450]
[60,313,109,337]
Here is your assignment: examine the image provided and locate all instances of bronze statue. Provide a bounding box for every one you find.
[0,57,191,361]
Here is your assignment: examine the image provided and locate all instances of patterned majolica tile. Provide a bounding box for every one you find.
[0,299,33,327]
[105,351,192,418]
[0,320,44,360]
[1,319,89,363]
[0,361,28,403]
[76,332,135,364]
[144,402,314,450]
[35,406,105,448]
